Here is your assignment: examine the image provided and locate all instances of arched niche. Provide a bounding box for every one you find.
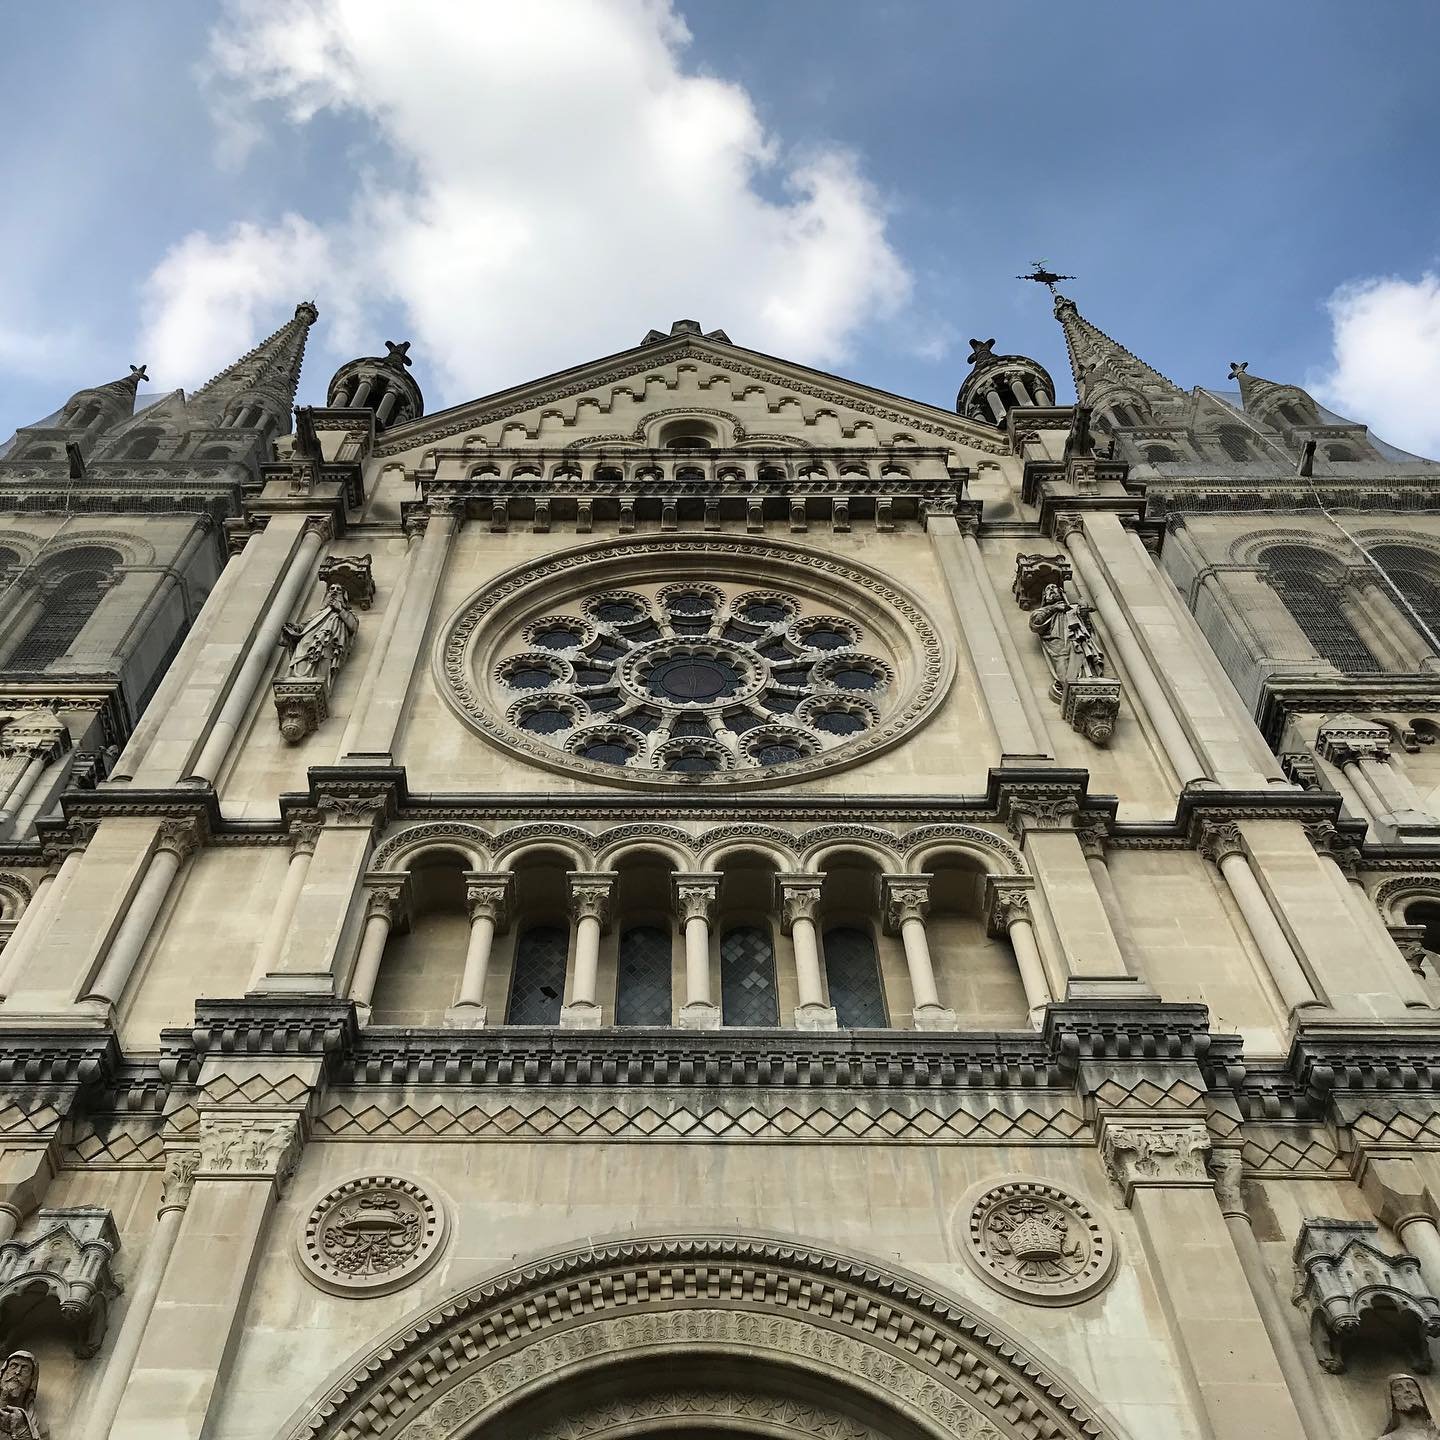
[369,848,470,1025]
[278,1234,1126,1440]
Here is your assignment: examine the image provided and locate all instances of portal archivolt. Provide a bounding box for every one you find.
[281,1235,1122,1440]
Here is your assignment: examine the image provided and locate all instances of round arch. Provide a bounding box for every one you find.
[371,824,493,872]
[279,1233,1125,1440]
[491,824,595,870]
[901,825,1026,877]
[696,825,799,872]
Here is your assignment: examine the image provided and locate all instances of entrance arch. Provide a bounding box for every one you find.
[280,1234,1125,1440]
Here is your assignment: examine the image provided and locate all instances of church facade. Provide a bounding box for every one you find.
[0,294,1437,1438]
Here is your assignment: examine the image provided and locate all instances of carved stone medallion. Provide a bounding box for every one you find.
[297,1176,446,1297]
[959,1177,1115,1306]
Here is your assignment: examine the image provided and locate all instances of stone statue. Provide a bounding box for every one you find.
[281,583,358,685]
[1379,1374,1440,1438]
[1028,583,1105,694]
[0,1351,43,1438]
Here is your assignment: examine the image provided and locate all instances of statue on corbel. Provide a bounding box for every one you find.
[1012,552,1121,745]
[273,554,373,744]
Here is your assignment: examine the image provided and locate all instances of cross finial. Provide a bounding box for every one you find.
[967,338,997,366]
[384,340,413,369]
[1228,361,1248,380]
[130,364,148,383]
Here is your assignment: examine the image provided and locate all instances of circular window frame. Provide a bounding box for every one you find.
[436,534,953,790]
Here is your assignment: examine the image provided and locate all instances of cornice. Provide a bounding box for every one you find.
[1255,677,1440,747]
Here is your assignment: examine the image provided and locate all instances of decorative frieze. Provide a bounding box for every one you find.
[1293,1218,1440,1373]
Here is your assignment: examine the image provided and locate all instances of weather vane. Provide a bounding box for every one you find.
[1017,260,1075,293]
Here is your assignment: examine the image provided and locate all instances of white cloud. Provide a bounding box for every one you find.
[1313,271,1440,459]
[142,0,913,403]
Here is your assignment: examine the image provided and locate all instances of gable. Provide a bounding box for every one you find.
[374,336,1007,464]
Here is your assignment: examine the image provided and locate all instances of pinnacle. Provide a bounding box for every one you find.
[192,300,319,410]
[1052,293,1183,405]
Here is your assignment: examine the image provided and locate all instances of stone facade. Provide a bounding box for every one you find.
[0,302,1436,1438]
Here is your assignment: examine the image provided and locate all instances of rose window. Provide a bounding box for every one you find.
[490,583,898,776]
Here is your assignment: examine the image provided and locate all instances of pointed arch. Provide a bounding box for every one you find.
[279,1233,1126,1440]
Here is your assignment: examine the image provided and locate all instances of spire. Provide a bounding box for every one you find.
[1052,293,1185,422]
[1226,359,1314,426]
[192,301,319,432]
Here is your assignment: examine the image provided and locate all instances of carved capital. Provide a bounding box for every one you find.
[301,513,337,544]
[197,1114,301,1189]
[464,871,513,928]
[318,792,389,831]
[1208,1148,1247,1220]
[159,1148,200,1216]
[1053,512,1086,544]
[567,872,616,928]
[287,816,324,856]
[364,876,409,926]
[154,816,202,862]
[775,873,823,933]
[1197,819,1245,867]
[1075,823,1108,861]
[1002,792,1079,841]
[1316,713,1393,768]
[881,874,931,932]
[673,872,721,925]
[1305,820,1362,880]
[1100,1121,1212,1203]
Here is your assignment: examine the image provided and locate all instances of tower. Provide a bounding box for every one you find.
[0,296,1437,1440]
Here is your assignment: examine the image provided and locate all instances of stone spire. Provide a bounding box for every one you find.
[1226,359,1311,423]
[191,301,319,434]
[1052,293,1185,424]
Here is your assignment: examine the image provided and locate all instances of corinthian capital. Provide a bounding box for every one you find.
[567,872,616,927]
[673,872,721,925]
[775,873,823,932]
[197,1115,301,1190]
[464,871,513,928]
[1100,1121,1212,1205]
[1196,819,1245,866]
[881,874,931,932]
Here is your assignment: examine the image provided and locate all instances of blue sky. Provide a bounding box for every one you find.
[2,1,1439,453]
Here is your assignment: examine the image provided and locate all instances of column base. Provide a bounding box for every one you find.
[560,1000,603,1029]
[793,1003,838,1031]
[911,1004,957,1032]
[677,1000,722,1030]
[443,1002,487,1028]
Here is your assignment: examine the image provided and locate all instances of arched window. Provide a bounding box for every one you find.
[70,400,102,428]
[1107,402,1141,429]
[195,445,232,461]
[720,926,778,1026]
[1326,443,1357,462]
[1369,545,1440,639]
[1261,545,1378,673]
[122,429,161,461]
[615,924,672,1025]
[1278,402,1308,426]
[1405,900,1440,954]
[823,926,887,1028]
[1144,444,1175,463]
[506,925,568,1024]
[8,547,120,671]
[1217,427,1251,462]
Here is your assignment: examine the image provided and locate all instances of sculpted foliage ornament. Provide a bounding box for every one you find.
[959,1178,1115,1306]
[1100,1123,1211,1203]
[297,1175,447,1297]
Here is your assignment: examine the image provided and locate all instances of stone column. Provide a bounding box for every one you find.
[1360,1155,1440,1300]
[259,796,386,995]
[1101,1120,1308,1440]
[1057,515,1209,787]
[1198,821,1323,1017]
[246,820,323,989]
[1316,716,1436,834]
[445,872,512,1026]
[81,818,201,1011]
[1306,822,1432,1009]
[983,877,1053,1027]
[79,1148,199,1440]
[881,874,955,1029]
[674,872,722,1029]
[109,1114,301,1440]
[346,874,410,1022]
[1208,1150,1330,1440]
[0,715,69,833]
[342,498,462,763]
[776,874,837,1030]
[561,872,616,1028]
[188,515,330,785]
[1076,825,1143,978]
[0,832,88,1004]
[923,505,1053,763]
[0,864,59,1000]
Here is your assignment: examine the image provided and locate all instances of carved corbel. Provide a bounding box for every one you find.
[317,553,376,610]
[1293,1218,1440,1373]
[0,1207,121,1357]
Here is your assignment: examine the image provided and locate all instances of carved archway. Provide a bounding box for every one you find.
[280,1235,1124,1440]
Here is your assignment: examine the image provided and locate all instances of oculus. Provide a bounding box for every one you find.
[297,1175,447,1297]
[959,1177,1115,1306]
[437,535,951,789]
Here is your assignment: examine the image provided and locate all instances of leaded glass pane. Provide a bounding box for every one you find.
[9,551,116,671]
[720,926,778,1027]
[1371,546,1440,639]
[615,925,672,1026]
[1263,546,1378,673]
[507,926,568,1024]
[823,927,888,1028]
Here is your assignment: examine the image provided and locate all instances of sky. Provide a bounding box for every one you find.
[2,1,1439,455]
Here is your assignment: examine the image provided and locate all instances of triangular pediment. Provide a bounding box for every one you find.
[374,333,1008,461]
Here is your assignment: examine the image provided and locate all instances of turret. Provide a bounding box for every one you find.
[326,339,424,431]
[1,365,147,464]
[955,338,1055,424]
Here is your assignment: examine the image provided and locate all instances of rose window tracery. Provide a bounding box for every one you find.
[491,583,898,776]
